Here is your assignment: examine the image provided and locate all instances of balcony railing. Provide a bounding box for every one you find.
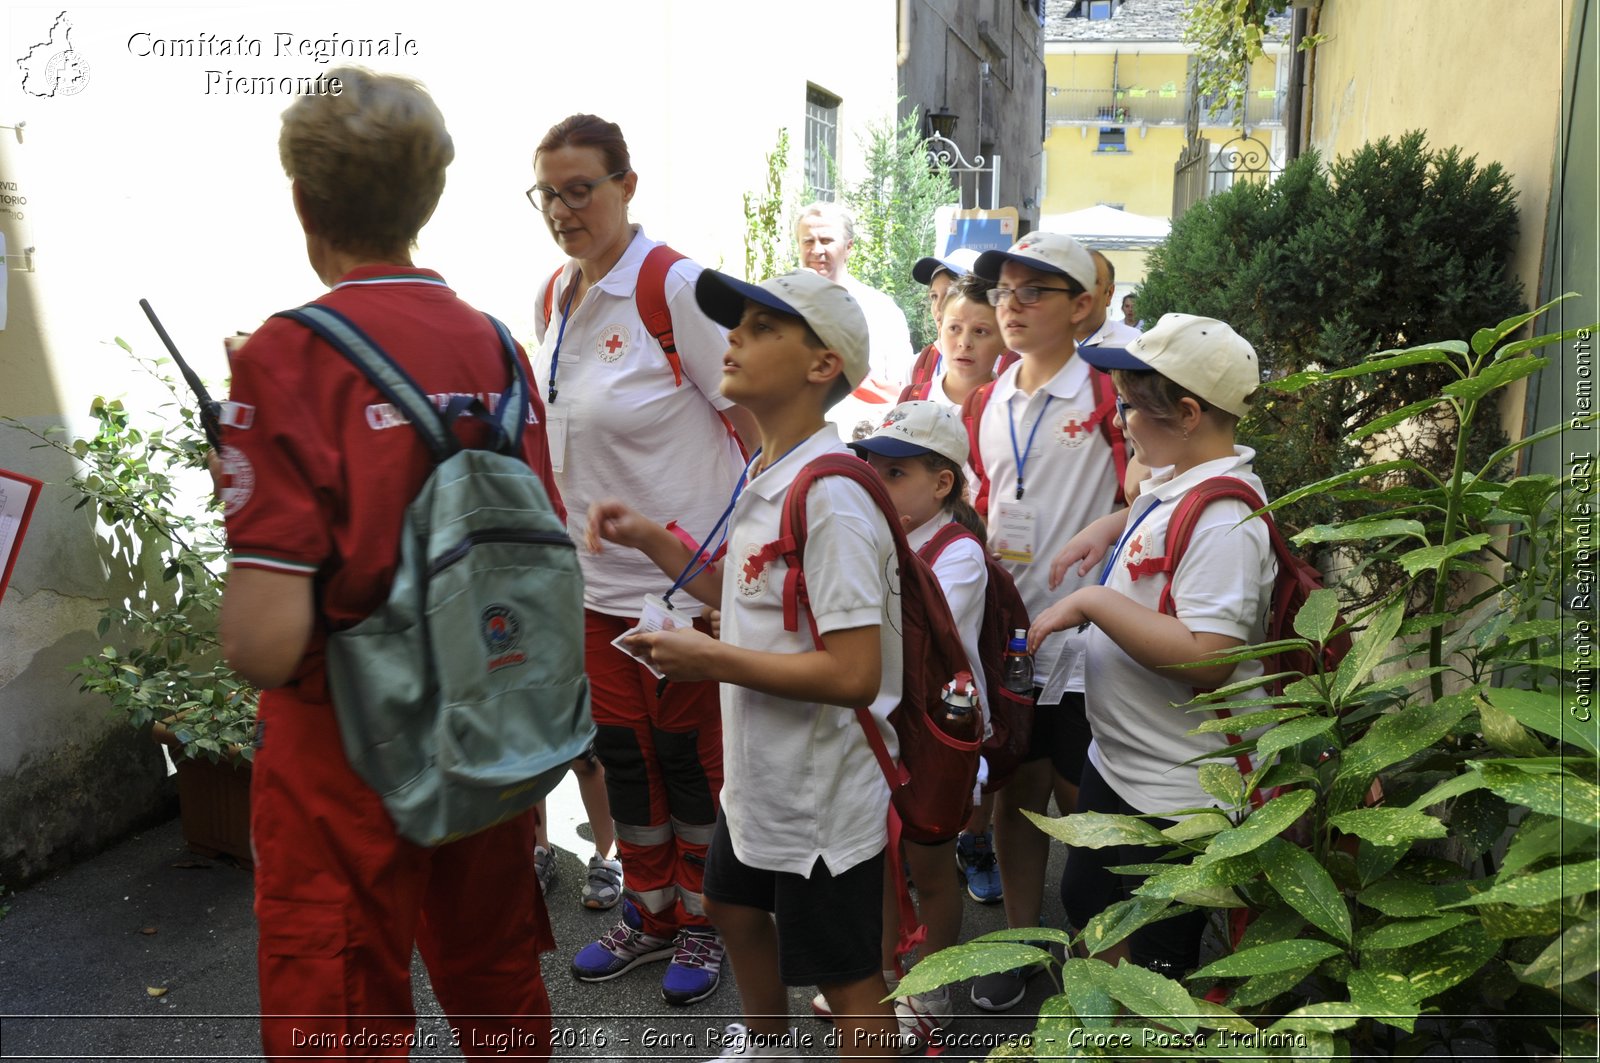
[1046,87,1285,128]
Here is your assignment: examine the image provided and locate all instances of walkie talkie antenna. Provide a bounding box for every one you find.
[138,298,223,450]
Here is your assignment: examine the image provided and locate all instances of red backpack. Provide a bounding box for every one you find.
[772,454,982,845]
[961,367,1128,519]
[916,523,1035,792]
[899,350,1021,404]
[539,244,746,453]
[905,343,941,395]
[1134,477,1353,799]
[771,454,982,967]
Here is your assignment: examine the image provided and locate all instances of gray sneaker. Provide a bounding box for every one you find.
[581,853,624,910]
[533,844,557,896]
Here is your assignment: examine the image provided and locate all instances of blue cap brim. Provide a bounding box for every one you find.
[1077,343,1152,372]
[973,249,1072,282]
[849,436,933,459]
[695,270,801,331]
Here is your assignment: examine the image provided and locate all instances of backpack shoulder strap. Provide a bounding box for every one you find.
[918,521,980,567]
[637,244,690,386]
[1086,369,1129,506]
[276,305,526,462]
[772,453,905,786]
[908,344,939,390]
[539,266,563,334]
[960,381,996,519]
[275,305,456,463]
[1153,477,1276,616]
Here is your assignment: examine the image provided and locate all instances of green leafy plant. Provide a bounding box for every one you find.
[837,108,957,351]
[1138,133,1525,556]
[742,127,794,285]
[1183,0,1323,126]
[901,298,1597,1059]
[5,344,256,763]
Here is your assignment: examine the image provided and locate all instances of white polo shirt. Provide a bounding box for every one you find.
[908,512,990,733]
[1085,448,1276,814]
[720,429,903,877]
[1084,316,1143,349]
[841,272,915,387]
[976,356,1123,690]
[532,226,745,617]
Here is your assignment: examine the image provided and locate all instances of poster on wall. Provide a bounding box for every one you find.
[0,468,43,603]
[934,207,1020,256]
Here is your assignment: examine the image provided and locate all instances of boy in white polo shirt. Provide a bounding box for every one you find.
[588,269,901,1060]
[965,232,1142,1012]
[1028,314,1275,975]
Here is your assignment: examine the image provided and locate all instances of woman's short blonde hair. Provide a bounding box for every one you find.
[278,67,453,258]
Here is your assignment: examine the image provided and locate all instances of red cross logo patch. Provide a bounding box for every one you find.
[1127,534,1145,560]
[1055,409,1092,448]
[596,324,631,363]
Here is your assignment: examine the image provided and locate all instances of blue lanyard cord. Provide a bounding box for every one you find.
[662,439,810,605]
[1099,498,1164,585]
[546,278,579,405]
[1007,396,1054,501]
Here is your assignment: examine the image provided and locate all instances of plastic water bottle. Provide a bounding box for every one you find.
[941,671,979,738]
[1001,629,1034,696]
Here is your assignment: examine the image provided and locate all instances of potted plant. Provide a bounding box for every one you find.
[8,342,257,863]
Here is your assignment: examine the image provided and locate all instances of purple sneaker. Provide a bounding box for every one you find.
[661,926,724,1006]
[571,899,674,982]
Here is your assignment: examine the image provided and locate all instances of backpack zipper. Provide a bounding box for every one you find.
[428,528,576,578]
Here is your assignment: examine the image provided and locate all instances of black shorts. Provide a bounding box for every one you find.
[701,811,885,987]
[1060,758,1207,974]
[1025,690,1091,785]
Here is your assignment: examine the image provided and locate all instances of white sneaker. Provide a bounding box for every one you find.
[811,969,899,1021]
[704,1023,799,1060]
[894,986,953,1053]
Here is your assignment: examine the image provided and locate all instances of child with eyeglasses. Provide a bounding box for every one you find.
[1027,314,1274,978]
[960,232,1144,1013]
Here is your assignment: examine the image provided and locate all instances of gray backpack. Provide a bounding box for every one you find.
[276,304,594,847]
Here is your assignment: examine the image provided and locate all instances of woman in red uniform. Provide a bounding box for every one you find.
[529,113,756,1007]
[217,68,559,1059]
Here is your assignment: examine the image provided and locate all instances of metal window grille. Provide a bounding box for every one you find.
[805,86,840,201]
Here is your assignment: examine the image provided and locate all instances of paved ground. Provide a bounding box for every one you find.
[0,772,1069,1061]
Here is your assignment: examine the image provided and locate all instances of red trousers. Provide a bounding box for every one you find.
[585,610,723,937]
[252,689,554,1060]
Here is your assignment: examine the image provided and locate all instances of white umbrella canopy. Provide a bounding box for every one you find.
[1037,204,1171,249]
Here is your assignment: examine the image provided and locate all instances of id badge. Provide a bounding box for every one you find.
[610,593,683,680]
[545,407,568,474]
[993,500,1038,564]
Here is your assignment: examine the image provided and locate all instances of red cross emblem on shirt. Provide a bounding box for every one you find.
[1061,419,1086,439]
[1128,534,1145,560]
[604,332,624,354]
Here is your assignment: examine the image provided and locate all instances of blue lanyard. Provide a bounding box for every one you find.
[1007,396,1054,501]
[1099,498,1164,585]
[545,278,579,406]
[663,439,809,605]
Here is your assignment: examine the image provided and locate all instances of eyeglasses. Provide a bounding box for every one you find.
[525,171,626,212]
[1116,395,1132,425]
[986,285,1076,307]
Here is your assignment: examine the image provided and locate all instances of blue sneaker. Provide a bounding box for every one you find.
[957,830,1003,904]
[661,926,724,1006]
[571,899,674,982]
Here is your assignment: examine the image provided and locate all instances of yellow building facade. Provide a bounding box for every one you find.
[1041,17,1286,292]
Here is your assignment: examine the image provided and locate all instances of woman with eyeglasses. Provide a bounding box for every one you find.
[526,113,756,1010]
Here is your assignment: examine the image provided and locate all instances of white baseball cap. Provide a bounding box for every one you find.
[1078,313,1260,417]
[974,232,1096,293]
[849,400,970,467]
[912,247,982,285]
[695,269,870,389]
